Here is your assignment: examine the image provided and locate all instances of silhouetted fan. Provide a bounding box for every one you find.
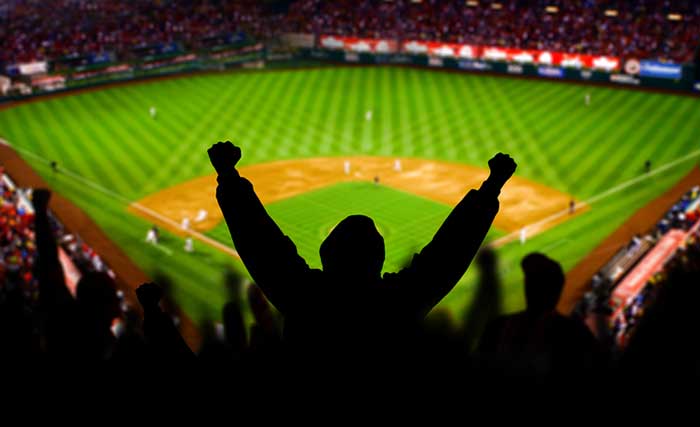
[209,140,516,365]
[478,252,604,378]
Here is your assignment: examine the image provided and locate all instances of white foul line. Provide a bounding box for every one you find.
[489,148,700,247]
[3,138,699,258]
[0,139,240,259]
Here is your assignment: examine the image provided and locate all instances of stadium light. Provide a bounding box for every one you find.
[604,9,618,17]
[667,13,683,21]
[545,6,559,13]
[491,3,502,10]
[466,0,479,6]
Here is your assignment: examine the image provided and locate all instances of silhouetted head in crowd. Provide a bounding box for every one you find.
[76,271,120,329]
[522,253,565,313]
[320,215,385,282]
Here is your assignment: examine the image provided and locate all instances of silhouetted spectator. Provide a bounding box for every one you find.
[478,253,604,379]
[462,246,502,353]
[621,269,700,379]
[33,189,132,361]
[209,141,516,366]
[136,282,195,362]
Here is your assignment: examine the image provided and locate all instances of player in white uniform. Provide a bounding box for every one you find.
[394,159,402,172]
[365,110,373,121]
[344,160,351,175]
[195,209,208,222]
[520,227,527,245]
[184,237,194,253]
[150,106,157,119]
[145,225,159,244]
[584,93,590,106]
[181,217,190,231]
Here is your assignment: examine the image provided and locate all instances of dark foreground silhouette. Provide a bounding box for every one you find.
[209,141,516,365]
[478,253,606,379]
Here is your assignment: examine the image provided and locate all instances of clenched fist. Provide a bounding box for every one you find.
[208,141,242,175]
[487,153,517,186]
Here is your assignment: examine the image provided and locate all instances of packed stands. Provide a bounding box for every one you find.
[573,185,700,350]
[0,0,271,65]
[283,0,700,64]
[0,165,117,302]
[2,0,698,68]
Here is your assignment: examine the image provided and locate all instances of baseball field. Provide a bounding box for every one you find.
[0,66,698,323]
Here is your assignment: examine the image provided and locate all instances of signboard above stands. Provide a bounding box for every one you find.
[319,35,623,71]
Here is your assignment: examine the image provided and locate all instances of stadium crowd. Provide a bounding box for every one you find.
[0,0,272,65]
[283,0,700,63]
[573,186,700,352]
[2,0,699,68]
[1,143,699,385]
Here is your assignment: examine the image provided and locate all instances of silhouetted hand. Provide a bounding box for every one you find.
[32,188,51,213]
[208,141,242,175]
[136,282,163,312]
[487,153,517,187]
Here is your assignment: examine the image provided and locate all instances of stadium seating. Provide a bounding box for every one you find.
[2,0,698,67]
[574,185,700,349]
[0,0,269,64]
[282,0,700,64]
[0,165,117,301]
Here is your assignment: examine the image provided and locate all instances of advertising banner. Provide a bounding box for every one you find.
[72,64,133,81]
[458,60,492,71]
[0,75,10,95]
[30,74,66,91]
[402,40,478,58]
[428,57,444,67]
[537,66,563,78]
[7,61,49,76]
[323,35,621,71]
[610,73,641,85]
[319,35,397,53]
[609,229,686,316]
[507,64,524,74]
[141,53,197,70]
[280,33,315,48]
[639,60,682,79]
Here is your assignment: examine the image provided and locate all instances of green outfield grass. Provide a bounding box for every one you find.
[0,66,698,324]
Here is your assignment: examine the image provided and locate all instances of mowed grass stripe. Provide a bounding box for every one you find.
[506,84,590,185]
[541,93,615,192]
[8,103,65,167]
[565,90,657,196]
[512,83,589,182]
[145,75,245,189]
[315,69,345,155]
[553,88,632,195]
[271,71,340,157]
[83,91,158,193]
[27,101,99,179]
[586,93,678,195]
[114,81,214,158]
[40,97,130,192]
[648,97,700,164]
[481,77,567,189]
[90,88,169,177]
[223,74,273,163]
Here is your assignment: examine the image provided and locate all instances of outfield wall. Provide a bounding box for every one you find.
[2,39,698,104]
[0,43,267,102]
[301,48,698,94]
